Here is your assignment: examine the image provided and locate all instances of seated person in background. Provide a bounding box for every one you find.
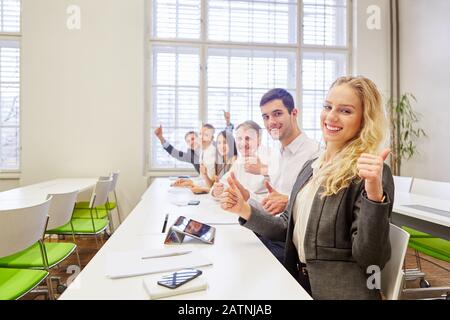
[173,130,238,194]
[198,123,217,182]
[154,126,201,173]
[199,110,235,181]
[171,111,235,189]
[220,76,394,300]
[211,120,272,198]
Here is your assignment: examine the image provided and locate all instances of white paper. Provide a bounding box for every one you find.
[105,250,212,279]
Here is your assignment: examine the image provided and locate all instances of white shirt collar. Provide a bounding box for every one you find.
[281,132,308,155]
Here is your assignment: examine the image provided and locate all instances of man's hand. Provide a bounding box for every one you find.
[261,180,288,215]
[154,125,165,143]
[244,156,266,175]
[211,176,225,197]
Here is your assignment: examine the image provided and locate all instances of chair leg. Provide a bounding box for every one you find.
[45,276,56,300]
[114,190,122,225]
[70,222,82,268]
[94,234,99,250]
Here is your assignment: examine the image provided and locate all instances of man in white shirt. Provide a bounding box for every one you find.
[211,120,271,198]
[225,88,320,262]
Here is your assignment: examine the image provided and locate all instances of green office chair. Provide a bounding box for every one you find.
[48,178,112,249]
[0,268,49,300]
[74,172,121,227]
[0,198,57,299]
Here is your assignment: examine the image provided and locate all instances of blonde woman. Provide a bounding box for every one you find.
[220,76,395,300]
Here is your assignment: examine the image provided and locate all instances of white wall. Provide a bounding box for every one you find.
[18,0,147,217]
[399,0,450,181]
[353,0,391,99]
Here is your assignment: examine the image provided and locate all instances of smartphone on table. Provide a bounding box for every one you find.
[157,268,202,289]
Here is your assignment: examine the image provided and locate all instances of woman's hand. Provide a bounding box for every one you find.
[261,180,288,215]
[357,148,390,202]
[220,174,251,220]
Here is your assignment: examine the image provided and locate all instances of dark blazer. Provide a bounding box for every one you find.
[163,143,200,173]
[240,159,395,300]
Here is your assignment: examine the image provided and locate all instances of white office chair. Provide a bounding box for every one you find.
[71,178,113,248]
[75,172,122,231]
[46,190,80,268]
[0,198,54,299]
[410,178,450,200]
[393,175,413,193]
[381,224,410,300]
[109,171,122,224]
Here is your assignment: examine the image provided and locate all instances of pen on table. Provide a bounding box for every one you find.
[161,213,169,233]
[141,251,192,260]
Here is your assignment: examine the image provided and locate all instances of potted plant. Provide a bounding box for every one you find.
[388,93,427,176]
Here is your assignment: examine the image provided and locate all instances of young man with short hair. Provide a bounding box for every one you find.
[229,88,320,262]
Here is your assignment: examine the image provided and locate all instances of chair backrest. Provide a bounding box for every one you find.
[110,171,120,192]
[89,178,113,208]
[410,178,450,200]
[0,198,52,258]
[46,190,79,230]
[393,176,413,193]
[381,224,410,300]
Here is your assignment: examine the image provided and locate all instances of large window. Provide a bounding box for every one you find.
[0,0,20,172]
[148,0,349,170]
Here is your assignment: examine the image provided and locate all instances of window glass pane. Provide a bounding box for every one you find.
[0,40,20,170]
[301,51,347,142]
[153,0,201,39]
[0,0,20,33]
[208,0,297,44]
[303,0,347,46]
[151,46,200,169]
[207,48,296,130]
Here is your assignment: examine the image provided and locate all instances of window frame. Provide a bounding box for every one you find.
[145,0,352,173]
[0,0,21,176]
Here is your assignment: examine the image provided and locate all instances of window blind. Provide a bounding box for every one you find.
[0,0,20,33]
[0,40,20,170]
[303,0,347,46]
[152,0,201,39]
[151,46,200,169]
[302,51,347,142]
[208,0,297,44]
[207,48,296,130]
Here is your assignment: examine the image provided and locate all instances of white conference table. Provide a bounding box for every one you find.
[60,178,312,300]
[0,179,97,210]
[392,191,450,241]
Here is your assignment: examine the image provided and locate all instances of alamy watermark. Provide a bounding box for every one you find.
[66,5,81,30]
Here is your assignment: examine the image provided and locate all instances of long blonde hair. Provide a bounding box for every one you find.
[318,76,388,197]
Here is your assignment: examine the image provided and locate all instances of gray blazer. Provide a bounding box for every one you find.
[240,159,395,300]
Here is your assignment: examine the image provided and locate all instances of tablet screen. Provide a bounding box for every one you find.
[171,216,215,244]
